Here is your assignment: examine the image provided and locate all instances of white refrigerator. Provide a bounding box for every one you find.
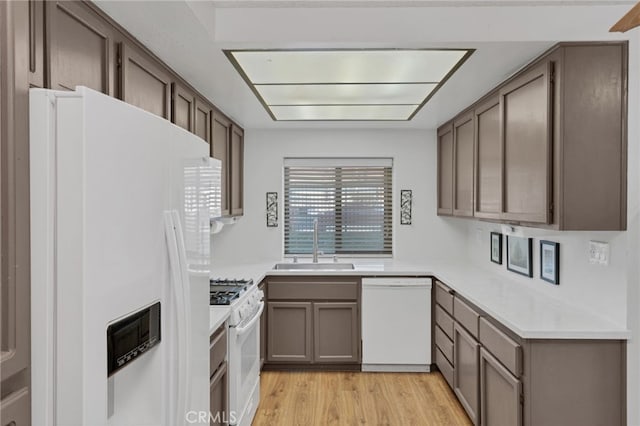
[30,87,219,426]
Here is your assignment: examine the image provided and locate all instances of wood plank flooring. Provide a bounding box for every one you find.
[252,371,472,426]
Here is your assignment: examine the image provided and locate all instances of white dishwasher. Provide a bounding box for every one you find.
[362,277,432,372]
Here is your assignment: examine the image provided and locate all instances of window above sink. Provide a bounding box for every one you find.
[283,158,393,257]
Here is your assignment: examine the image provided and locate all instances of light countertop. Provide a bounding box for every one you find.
[209,306,230,335]
[210,259,629,340]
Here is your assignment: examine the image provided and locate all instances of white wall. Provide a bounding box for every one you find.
[211,128,468,265]
[463,221,627,326]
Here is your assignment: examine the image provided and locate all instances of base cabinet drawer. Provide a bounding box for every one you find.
[435,281,454,315]
[435,304,455,340]
[479,317,522,377]
[435,348,454,390]
[210,324,227,378]
[210,361,229,426]
[454,296,480,338]
[435,325,454,365]
[480,348,522,426]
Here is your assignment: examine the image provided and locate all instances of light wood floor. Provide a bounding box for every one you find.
[252,371,472,426]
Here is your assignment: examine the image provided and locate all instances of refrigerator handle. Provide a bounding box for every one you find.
[171,210,192,405]
[164,212,188,426]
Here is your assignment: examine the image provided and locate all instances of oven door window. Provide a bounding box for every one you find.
[238,320,260,407]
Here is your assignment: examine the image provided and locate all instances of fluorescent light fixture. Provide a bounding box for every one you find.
[256,83,437,106]
[271,105,417,121]
[225,49,474,121]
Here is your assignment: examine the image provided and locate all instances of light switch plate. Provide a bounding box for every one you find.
[476,228,483,244]
[589,241,610,265]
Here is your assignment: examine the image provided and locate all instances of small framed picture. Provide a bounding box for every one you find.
[266,192,278,227]
[540,240,560,285]
[506,236,533,277]
[490,232,502,264]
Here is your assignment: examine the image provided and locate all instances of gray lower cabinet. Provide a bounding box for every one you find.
[267,301,313,363]
[209,362,228,426]
[479,348,522,426]
[453,322,480,425]
[436,281,626,426]
[265,277,361,367]
[313,302,359,363]
[209,323,228,426]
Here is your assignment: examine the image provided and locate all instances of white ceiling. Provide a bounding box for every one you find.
[94,0,633,130]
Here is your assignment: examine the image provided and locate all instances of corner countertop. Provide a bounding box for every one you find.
[209,306,230,335]
[211,259,629,340]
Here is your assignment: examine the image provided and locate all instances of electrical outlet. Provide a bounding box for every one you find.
[589,241,610,266]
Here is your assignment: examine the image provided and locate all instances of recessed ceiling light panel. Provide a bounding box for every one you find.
[255,83,437,106]
[270,105,417,121]
[225,48,474,121]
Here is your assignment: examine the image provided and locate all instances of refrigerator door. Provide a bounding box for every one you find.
[167,125,212,426]
[30,87,211,426]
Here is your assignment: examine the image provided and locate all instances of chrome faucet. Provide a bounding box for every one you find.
[312,218,319,263]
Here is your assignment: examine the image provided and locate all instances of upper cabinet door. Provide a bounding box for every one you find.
[171,83,195,132]
[119,42,171,119]
[453,113,475,217]
[47,1,113,95]
[28,0,45,88]
[474,96,502,219]
[212,111,231,217]
[194,98,212,144]
[500,61,553,224]
[230,125,244,217]
[437,123,454,216]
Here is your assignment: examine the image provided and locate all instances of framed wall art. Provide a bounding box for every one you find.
[540,240,560,284]
[266,192,278,227]
[400,190,412,225]
[506,236,533,277]
[490,232,502,264]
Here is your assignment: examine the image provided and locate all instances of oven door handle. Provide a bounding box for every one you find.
[235,302,264,337]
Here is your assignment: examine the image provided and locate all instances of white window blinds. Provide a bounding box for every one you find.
[284,159,393,256]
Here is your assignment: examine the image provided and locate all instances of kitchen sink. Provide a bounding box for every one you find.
[273,262,355,270]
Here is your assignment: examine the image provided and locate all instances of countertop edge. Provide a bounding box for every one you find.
[209,307,230,335]
[213,262,630,341]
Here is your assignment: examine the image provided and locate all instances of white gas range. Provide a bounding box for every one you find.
[209,279,264,426]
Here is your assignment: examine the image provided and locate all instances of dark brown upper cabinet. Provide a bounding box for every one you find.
[474,95,502,220]
[46,1,114,95]
[194,98,212,144]
[230,125,244,217]
[119,42,171,119]
[212,110,231,217]
[500,61,553,225]
[171,83,195,132]
[437,42,628,231]
[437,123,454,216]
[453,113,475,217]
